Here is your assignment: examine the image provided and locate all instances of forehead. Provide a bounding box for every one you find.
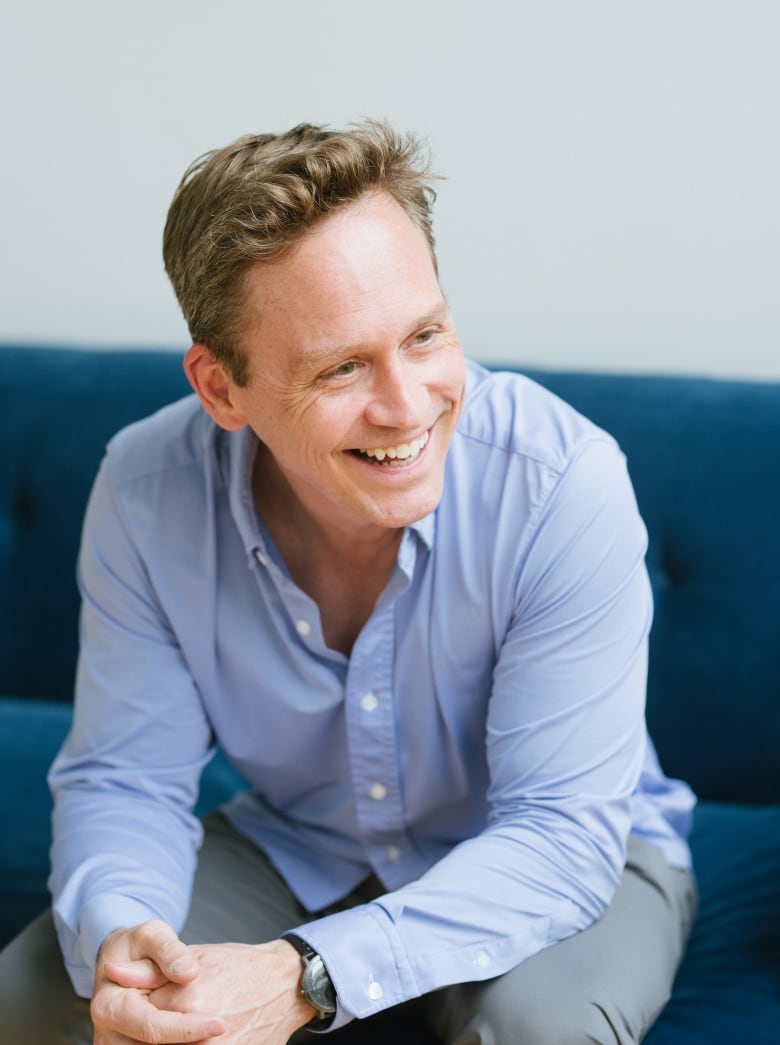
[240,192,444,373]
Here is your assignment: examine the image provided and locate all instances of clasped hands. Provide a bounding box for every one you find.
[91,920,316,1044]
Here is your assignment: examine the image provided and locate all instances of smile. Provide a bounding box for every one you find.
[352,430,430,465]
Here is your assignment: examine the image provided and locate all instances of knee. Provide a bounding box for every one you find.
[457,983,641,1045]
[0,933,46,1039]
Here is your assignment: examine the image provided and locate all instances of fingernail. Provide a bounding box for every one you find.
[205,1018,225,1036]
[171,954,198,974]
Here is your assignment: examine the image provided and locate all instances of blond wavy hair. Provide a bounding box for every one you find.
[163,120,438,385]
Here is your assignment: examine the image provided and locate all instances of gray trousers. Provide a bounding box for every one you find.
[0,814,696,1044]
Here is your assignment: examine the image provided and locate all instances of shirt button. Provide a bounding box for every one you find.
[295,619,312,637]
[361,692,379,712]
[369,782,387,801]
[387,845,401,862]
[254,549,268,567]
[367,981,383,1001]
[476,952,491,968]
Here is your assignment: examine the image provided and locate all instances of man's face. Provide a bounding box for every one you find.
[227,190,466,537]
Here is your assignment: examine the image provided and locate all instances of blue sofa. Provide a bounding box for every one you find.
[2,345,779,1042]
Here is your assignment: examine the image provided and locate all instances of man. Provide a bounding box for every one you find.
[1,121,696,1043]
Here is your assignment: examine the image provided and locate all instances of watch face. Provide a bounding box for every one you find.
[302,955,337,1015]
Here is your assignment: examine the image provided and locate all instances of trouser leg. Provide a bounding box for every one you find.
[0,910,93,1045]
[428,836,697,1045]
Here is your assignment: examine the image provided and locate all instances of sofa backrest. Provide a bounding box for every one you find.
[2,347,778,805]
[0,347,189,702]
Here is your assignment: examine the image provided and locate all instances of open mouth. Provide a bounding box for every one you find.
[350,429,430,466]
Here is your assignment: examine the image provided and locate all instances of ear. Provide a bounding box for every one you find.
[184,344,248,431]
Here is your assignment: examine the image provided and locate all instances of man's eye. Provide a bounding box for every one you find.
[415,329,436,344]
[327,361,358,379]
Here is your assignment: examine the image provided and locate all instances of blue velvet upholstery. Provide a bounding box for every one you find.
[2,346,778,1041]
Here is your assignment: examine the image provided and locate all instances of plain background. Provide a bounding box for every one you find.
[1,1,778,379]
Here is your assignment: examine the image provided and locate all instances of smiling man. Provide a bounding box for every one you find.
[185,189,466,658]
[2,122,696,1044]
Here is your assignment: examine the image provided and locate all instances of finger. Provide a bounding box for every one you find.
[128,921,199,983]
[123,992,224,1042]
[94,989,225,1043]
[94,1031,155,1045]
[94,1033,147,1045]
[104,958,168,990]
[94,1033,218,1045]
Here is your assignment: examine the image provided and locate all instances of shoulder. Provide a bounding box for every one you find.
[103,394,219,486]
[456,359,617,473]
[443,362,641,562]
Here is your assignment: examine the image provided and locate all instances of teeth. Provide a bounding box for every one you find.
[360,430,429,462]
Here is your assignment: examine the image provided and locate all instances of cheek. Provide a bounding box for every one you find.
[434,347,466,403]
[300,405,358,454]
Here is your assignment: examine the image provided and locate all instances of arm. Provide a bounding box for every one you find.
[52,453,312,1043]
[48,454,214,998]
[293,439,653,1017]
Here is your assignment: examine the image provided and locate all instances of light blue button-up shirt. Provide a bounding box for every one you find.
[49,360,695,1014]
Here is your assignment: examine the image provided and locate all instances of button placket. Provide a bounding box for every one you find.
[344,606,407,854]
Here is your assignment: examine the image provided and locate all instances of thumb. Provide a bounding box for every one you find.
[104,957,169,990]
[131,920,200,984]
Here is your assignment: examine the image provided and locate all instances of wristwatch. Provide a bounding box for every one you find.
[285,934,337,1028]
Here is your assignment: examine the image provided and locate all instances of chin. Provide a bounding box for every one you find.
[379,492,442,529]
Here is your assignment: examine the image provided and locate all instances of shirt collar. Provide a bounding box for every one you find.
[226,425,266,565]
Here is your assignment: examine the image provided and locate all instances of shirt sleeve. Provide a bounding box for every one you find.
[48,455,214,998]
[293,438,654,1021]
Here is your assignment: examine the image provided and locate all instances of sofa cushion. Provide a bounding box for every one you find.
[0,697,70,945]
[647,802,780,1043]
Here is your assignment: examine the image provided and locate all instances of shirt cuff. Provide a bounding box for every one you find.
[290,904,413,1021]
[79,893,162,976]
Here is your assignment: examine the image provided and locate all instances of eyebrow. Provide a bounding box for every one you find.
[290,303,452,375]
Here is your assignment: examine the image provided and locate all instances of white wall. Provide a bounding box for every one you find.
[2,1,778,379]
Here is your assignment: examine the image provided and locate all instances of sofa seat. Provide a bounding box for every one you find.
[646,803,780,1044]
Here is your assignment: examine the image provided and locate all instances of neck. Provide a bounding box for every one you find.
[253,444,403,573]
[252,446,403,655]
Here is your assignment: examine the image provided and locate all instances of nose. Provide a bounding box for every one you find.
[364,358,425,430]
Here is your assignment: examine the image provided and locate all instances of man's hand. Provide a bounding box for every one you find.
[146,939,317,1044]
[91,920,226,1044]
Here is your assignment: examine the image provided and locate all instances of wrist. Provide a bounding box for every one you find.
[283,935,337,1029]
